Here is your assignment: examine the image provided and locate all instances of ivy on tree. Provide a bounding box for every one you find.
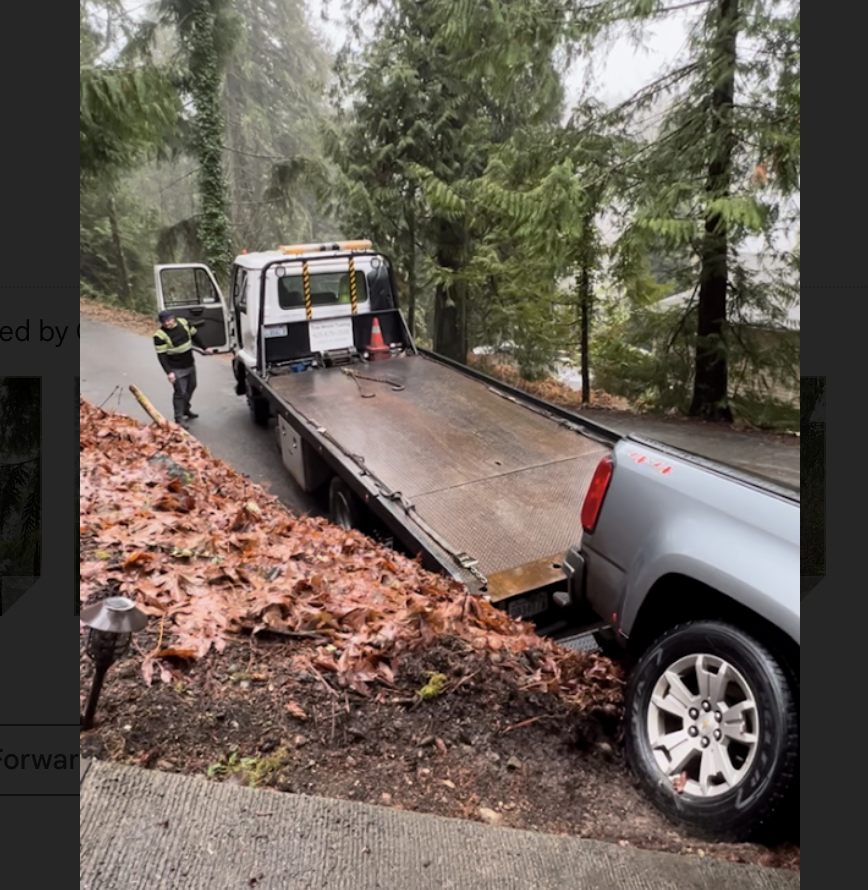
[142,0,240,282]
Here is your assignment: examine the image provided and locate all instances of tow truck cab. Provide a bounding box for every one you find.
[152,241,407,395]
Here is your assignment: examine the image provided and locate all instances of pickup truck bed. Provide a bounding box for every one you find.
[627,435,800,502]
[267,352,610,595]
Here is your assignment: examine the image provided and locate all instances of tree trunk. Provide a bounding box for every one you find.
[434,285,463,361]
[433,222,465,362]
[580,264,592,405]
[224,73,250,243]
[689,0,739,422]
[107,195,132,306]
[190,0,233,284]
[458,275,469,362]
[32,537,40,577]
[578,204,598,406]
[407,198,417,337]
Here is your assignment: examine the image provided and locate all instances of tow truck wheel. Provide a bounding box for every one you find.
[233,360,246,396]
[329,478,360,531]
[624,620,798,842]
[247,391,270,427]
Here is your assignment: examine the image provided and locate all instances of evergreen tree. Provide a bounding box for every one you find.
[80,0,181,182]
[81,0,180,306]
[330,0,573,362]
[598,0,800,419]
[139,0,241,281]
[223,0,336,249]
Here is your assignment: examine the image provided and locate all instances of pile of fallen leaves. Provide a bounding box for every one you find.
[80,397,625,710]
[467,355,631,412]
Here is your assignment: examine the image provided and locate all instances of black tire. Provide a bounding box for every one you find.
[247,390,270,427]
[777,653,800,843]
[233,360,246,396]
[329,477,361,531]
[624,620,798,842]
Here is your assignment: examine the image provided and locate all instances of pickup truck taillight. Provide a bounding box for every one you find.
[581,456,614,534]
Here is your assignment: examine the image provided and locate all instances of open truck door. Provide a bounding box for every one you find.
[154,264,233,353]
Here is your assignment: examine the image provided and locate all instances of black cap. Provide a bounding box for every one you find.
[158,309,175,322]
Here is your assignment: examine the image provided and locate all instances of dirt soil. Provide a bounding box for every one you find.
[79,395,799,874]
[79,627,799,872]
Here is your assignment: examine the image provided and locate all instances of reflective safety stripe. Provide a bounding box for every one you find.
[154,317,195,354]
[302,263,313,320]
[348,258,358,315]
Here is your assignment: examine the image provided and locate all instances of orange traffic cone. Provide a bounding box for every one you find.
[367,318,390,361]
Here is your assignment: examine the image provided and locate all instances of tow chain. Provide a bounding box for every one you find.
[342,368,406,399]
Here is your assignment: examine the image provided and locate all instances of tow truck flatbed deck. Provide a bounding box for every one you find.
[267,352,610,598]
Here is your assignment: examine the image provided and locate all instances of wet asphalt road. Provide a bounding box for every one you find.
[79,317,322,519]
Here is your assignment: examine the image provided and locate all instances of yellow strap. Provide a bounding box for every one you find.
[348,258,358,315]
[302,262,313,320]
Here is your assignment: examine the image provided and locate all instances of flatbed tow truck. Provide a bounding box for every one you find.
[154,240,621,632]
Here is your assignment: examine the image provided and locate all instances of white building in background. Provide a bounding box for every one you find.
[654,253,799,333]
[558,252,799,332]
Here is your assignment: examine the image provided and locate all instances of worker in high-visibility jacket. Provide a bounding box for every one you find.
[153,309,213,427]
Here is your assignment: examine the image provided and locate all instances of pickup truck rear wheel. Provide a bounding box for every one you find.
[329,478,361,531]
[624,621,798,842]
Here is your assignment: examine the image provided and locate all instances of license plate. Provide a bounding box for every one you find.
[507,592,549,621]
[264,325,288,339]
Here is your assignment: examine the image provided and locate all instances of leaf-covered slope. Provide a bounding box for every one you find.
[79,396,624,708]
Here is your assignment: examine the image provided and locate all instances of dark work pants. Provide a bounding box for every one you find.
[171,365,197,420]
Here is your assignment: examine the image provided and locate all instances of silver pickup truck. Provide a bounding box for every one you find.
[561,435,800,842]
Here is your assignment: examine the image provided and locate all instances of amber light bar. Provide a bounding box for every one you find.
[278,240,373,255]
